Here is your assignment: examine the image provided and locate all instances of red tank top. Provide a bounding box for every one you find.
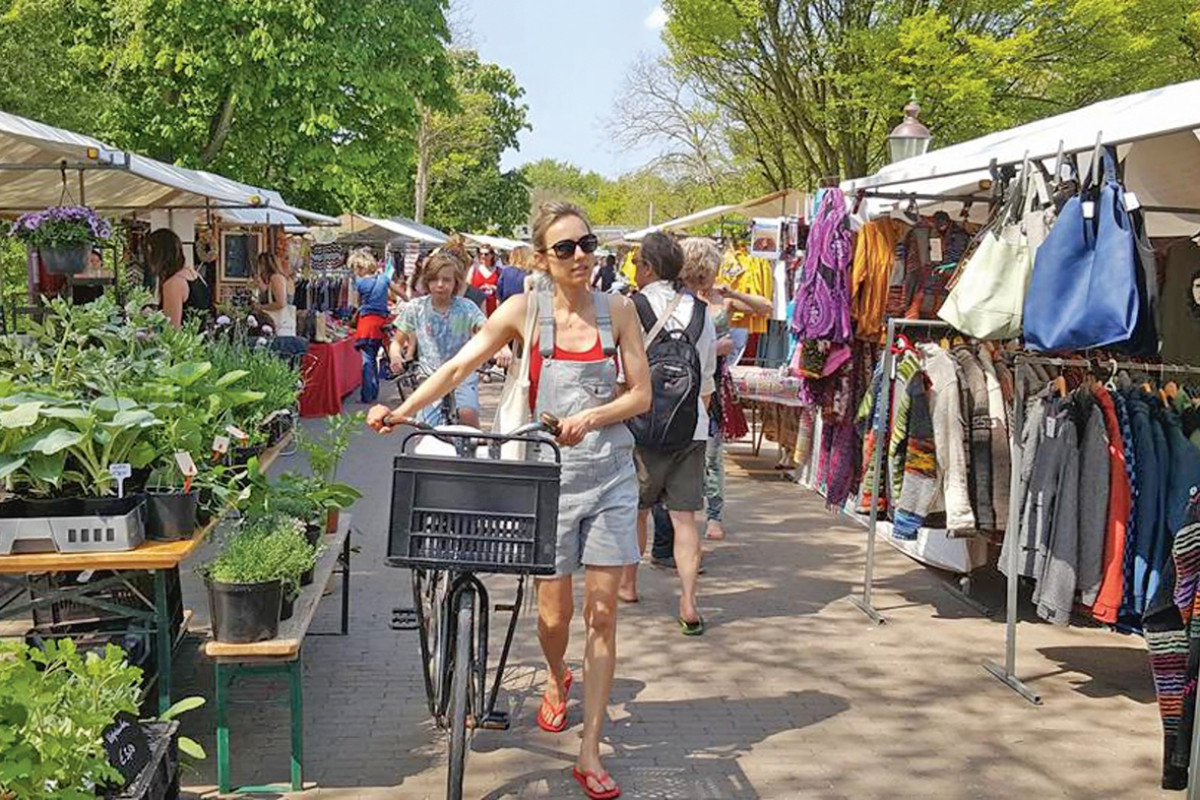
[471,267,500,316]
[528,335,609,410]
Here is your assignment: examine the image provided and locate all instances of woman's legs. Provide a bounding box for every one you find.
[578,565,622,794]
[705,434,726,539]
[536,575,574,727]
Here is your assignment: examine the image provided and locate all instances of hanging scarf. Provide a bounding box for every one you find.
[792,190,853,343]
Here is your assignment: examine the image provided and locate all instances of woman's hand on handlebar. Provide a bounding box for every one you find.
[555,411,595,447]
[367,404,419,435]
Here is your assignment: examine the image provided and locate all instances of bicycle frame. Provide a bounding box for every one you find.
[414,568,527,729]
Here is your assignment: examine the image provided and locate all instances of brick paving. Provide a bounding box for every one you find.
[175,383,1176,799]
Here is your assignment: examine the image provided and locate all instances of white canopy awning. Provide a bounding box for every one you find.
[623,189,808,242]
[0,110,339,224]
[463,233,526,251]
[842,79,1200,236]
[339,213,448,245]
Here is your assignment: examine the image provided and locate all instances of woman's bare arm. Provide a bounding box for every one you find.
[259,274,287,311]
[368,295,526,432]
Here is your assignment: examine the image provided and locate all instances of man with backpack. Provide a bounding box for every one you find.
[618,232,716,636]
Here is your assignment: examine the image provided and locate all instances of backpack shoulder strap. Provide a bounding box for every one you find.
[593,291,616,356]
[631,292,657,334]
[683,296,707,343]
[537,289,555,358]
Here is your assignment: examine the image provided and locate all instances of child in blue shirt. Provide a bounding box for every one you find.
[351,248,394,403]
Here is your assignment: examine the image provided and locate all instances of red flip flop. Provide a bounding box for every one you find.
[573,767,621,799]
[535,666,573,733]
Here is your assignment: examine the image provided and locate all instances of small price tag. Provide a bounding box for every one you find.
[212,435,230,456]
[108,463,131,499]
[1124,192,1141,212]
[226,425,249,445]
[1082,201,1095,219]
[103,711,151,785]
[929,238,944,263]
[174,451,198,477]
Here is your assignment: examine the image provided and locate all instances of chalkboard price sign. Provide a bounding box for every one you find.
[103,711,151,784]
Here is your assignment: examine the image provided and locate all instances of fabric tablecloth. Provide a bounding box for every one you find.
[299,337,362,417]
[730,365,804,407]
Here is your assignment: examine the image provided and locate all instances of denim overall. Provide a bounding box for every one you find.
[533,290,640,576]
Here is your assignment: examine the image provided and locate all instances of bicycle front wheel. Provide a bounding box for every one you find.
[447,592,473,800]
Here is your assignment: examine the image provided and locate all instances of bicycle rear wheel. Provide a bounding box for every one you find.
[447,592,473,800]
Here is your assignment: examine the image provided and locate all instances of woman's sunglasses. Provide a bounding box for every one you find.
[541,234,599,260]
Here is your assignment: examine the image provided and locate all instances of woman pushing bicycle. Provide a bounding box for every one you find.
[367,202,651,800]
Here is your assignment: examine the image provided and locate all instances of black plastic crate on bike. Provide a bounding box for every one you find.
[388,454,559,575]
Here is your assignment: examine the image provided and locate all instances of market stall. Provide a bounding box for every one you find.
[298,336,363,418]
[750,77,1200,793]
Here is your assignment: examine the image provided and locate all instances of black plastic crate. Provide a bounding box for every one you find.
[29,569,184,633]
[388,453,560,575]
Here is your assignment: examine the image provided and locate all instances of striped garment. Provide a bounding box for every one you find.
[856,363,886,514]
[895,374,938,540]
[1114,391,1140,623]
[886,351,924,505]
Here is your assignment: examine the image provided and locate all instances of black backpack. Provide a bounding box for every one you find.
[627,292,706,450]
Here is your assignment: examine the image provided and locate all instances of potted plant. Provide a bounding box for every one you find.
[0,638,141,799]
[143,466,198,541]
[200,516,316,643]
[296,412,364,532]
[9,205,112,275]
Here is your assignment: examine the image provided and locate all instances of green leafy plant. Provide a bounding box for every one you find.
[0,639,141,800]
[156,696,206,761]
[296,412,365,484]
[203,514,318,597]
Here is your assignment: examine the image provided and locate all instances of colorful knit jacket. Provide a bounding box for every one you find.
[894,373,939,540]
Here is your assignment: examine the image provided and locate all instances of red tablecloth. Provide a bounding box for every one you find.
[299,338,362,417]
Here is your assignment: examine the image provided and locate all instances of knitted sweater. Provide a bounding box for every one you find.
[977,348,1012,531]
[886,351,924,505]
[1029,407,1080,625]
[952,346,995,529]
[895,373,938,539]
[917,344,975,532]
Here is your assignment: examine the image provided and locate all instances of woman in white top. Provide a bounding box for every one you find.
[147,229,192,329]
[256,252,307,358]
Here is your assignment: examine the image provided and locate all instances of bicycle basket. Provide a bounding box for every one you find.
[387,453,560,575]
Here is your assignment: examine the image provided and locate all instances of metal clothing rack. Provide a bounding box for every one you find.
[845,317,981,624]
[986,354,1200,709]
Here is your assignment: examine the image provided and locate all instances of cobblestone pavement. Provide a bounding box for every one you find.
[177,383,1173,799]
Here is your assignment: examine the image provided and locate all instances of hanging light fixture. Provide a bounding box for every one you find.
[888,95,932,164]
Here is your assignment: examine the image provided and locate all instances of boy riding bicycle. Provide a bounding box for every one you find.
[389,237,486,428]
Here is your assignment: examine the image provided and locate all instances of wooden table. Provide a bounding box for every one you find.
[0,436,290,715]
[204,515,353,795]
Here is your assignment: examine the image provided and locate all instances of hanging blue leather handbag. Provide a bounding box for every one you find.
[1023,145,1140,351]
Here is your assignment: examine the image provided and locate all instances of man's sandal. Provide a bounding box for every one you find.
[679,616,706,636]
[573,766,621,799]
[535,666,573,733]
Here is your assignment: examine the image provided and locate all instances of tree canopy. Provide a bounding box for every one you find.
[661,0,1200,188]
[0,0,531,227]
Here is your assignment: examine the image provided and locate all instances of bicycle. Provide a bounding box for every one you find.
[394,360,508,429]
[385,412,561,800]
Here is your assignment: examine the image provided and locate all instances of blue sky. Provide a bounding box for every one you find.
[460,0,669,178]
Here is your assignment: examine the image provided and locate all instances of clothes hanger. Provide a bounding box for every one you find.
[1104,358,1119,392]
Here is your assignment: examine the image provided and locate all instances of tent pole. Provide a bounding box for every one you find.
[983,354,1042,705]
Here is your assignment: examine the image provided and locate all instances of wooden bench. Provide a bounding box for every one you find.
[203,514,353,795]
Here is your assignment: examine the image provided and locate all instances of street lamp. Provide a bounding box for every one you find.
[888,97,932,164]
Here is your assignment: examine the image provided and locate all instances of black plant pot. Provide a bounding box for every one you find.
[230,443,267,466]
[38,243,90,275]
[304,522,323,547]
[206,578,282,644]
[79,495,142,517]
[23,496,84,517]
[300,566,314,587]
[145,490,199,540]
[280,593,295,621]
[0,498,26,518]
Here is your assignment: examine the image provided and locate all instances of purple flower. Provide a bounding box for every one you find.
[10,205,112,248]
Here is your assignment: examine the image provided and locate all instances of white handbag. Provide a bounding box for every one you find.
[491,278,539,459]
[938,161,1043,340]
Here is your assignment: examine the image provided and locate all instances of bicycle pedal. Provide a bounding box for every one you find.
[478,711,510,731]
[494,603,516,612]
[390,607,418,631]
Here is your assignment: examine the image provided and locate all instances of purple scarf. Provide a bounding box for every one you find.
[792,190,853,342]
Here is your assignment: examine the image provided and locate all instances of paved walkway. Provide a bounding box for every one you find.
[177,384,1174,799]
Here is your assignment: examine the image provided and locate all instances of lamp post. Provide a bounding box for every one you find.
[888,96,932,164]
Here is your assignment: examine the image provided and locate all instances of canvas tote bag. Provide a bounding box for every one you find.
[938,160,1045,339]
[491,277,539,459]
